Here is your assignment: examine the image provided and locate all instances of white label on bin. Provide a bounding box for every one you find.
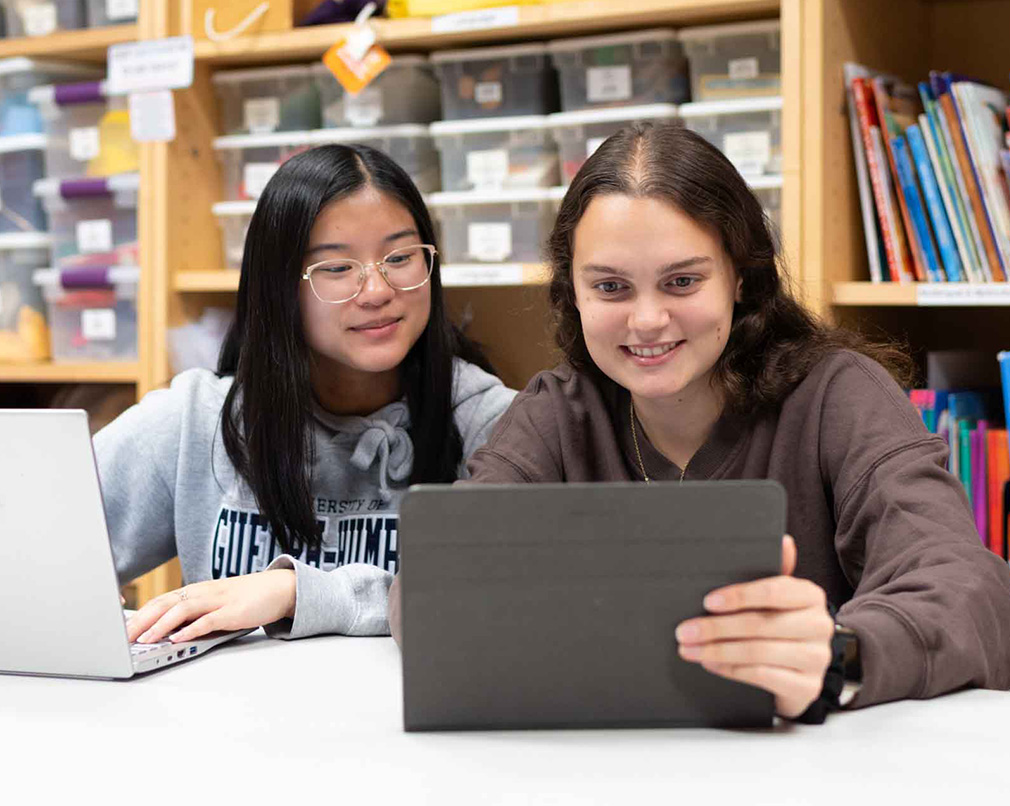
[431,6,520,33]
[244,98,281,134]
[107,0,139,20]
[129,89,176,141]
[723,131,771,176]
[69,127,101,162]
[587,66,632,103]
[77,219,114,254]
[244,163,279,198]
[82,309,117,342]
[586,136,607,158]
[474,81,503,106]
[466,149,510,189]
[24,3,57,36]
[107,36,195,94]
[728,57,760,81]
[345,88,384,127]
[467,223,513,262]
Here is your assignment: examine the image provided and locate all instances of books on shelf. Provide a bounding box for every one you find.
[845,62,1010,284]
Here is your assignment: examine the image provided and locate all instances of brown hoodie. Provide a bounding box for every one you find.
[466,350,1010,708]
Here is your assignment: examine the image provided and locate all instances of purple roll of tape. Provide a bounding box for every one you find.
[60,178,111,199]
[53,81,105,106]
[60,267,112,288]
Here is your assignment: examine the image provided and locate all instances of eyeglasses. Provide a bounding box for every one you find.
[301,244,437,304]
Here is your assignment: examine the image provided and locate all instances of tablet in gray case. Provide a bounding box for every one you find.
[400,480,786,731]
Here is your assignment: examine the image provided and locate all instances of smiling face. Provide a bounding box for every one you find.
[571,194,741,410]
[298,185,432,402]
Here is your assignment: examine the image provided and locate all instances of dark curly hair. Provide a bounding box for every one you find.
[547,121,913,418]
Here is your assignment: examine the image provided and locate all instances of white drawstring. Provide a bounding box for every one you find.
[204,2,270,43]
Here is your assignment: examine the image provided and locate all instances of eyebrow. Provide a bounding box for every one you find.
[304,228,420,258]
[580,256,714,277]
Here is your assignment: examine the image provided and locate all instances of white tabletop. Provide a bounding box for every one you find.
[2,632,1007,803]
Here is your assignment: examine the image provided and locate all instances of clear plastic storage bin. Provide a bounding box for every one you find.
[33,172,139,266]
[548,29,689,112]
[0,134,47,235]
[0,58,102,137]
[312,57,441,128]
[749,174,783,231]
[28,81,138,179]
[213,65,321,135]
[680,20,781,102]
[430,116,558,192]
[214,126,441,201]
[427,188,561,264]
[1,0,86,37]
[86,0,138,26]
[33,264,138,361]
[678,96,783,177]
[431,43,558,120]
[0,231,51,361]
[212,200,256,270]
[548,103,678,182]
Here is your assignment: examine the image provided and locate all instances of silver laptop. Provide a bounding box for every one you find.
[0,409,251,679]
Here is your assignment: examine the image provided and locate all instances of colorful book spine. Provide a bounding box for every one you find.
[892,135,945,282]
[958,419,973,503]
[986,428,1009,557]
[908,123,963,281]
[844,63,886,283]
[973,421,988,539]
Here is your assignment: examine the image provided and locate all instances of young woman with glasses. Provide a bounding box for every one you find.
[390,122,1010,721]
[96,144,516,645]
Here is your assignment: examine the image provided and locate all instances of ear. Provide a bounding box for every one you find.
[734,274,743,303]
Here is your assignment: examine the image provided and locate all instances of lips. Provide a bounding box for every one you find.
[350,317,402,331]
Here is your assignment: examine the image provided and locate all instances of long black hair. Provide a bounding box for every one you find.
[218,144,490,552]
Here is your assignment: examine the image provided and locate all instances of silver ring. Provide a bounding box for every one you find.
[177,587,189,601]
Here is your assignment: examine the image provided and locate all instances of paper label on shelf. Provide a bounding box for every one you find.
[586,136,607,158]
[244,97,281,134]
[441,264,524,286]
[106,0,139,20]
[431,6,520,33]
[76,219,114,254]
[82,309,117,341]
[729,57,760,81]
[466,149,510,189]
[917,284,1010,306]
[24,3,57,37]
[129,90,176,141]
[723,131,771,176]
[474,81,503,106]
[467,223,513,262]
[345,88,384,127]
[244,163,280,198]
[586,66,632,103]
[107,36,195,95]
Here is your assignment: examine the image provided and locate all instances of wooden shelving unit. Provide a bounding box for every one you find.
[0,361,139,383]
[0,23,138,60]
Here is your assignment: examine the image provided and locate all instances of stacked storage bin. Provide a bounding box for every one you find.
[85,0,138,26]
[28,78,141,362]
[0,58,101,362]
[0,0,87,37]
[212,58,442,271]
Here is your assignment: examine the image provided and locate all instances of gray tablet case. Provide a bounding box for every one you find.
[400,480,786,731]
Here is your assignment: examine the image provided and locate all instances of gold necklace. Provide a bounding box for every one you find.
[630,398,688,484]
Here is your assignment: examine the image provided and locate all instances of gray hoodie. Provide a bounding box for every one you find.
[94,359,516,639]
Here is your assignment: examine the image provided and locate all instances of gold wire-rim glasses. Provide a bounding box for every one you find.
[301,244,437,304]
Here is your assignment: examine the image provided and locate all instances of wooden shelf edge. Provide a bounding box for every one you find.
[194,0,779,64]
[174,269,241,292]
[0,24,139,61]
[832,282,918,307]
[0,361,140,383]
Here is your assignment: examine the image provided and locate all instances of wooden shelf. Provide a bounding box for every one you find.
[193,0,778,65]
[174,269,241,292]
[0,361,140,384]
[0,24,138,61]
[832,282,918,307]
[832,282,1010,308]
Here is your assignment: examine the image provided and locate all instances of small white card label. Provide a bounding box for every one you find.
[431,6,519,33]
[69,127,101,162]
[77,219,114,253]
[723,131,771,176]
[244,163,279,198]
[82,309,117,341]
[106,0,139,20]
[128,90,176,142]
[244,97,281,134]
[917,283,1010,306]
[586,136,607,158]
[466,149,510,189]
[441,263,524,287]
[587,66,632,103]
[345,88,384,127]
[729,57,760,81]
[474,81,503,105]
[24,3,57,36]
[107,36,195,95]
[467,223,513,262]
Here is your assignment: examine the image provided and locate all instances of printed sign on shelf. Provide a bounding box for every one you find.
[107,36,195,95]
[431,6,520,33]
[129,90,176,142]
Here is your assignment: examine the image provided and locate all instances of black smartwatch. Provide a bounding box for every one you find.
[834,624,862,707]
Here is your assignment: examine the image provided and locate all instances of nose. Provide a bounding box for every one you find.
[356,264,395,307]
[627,294,671,337]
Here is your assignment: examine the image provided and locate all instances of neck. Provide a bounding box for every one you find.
[310,357,402,417]
[631,377,724,470]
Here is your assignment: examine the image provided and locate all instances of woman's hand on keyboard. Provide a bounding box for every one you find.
[125,570,297,644]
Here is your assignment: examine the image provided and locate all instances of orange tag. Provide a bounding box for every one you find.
[323,37,391,96]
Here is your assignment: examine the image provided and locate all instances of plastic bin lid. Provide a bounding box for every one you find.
[212,64,317,85]
[430,115,551,136]
[430,42,548,64]
[678,19,781,41]
[0,232,51,252]
[0,133,47,154]
[427,187,565,207]
[213,125,432,150]
[33,265,140,288]
[27,80,116,106]
[677,96,783,117]
[0,57,102,78]
[548,103,679,127]
[547,28,678,52]
[33,172,141,199]
[746,174,784,190]
[212,200,258,217]
[309,54,428,74]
